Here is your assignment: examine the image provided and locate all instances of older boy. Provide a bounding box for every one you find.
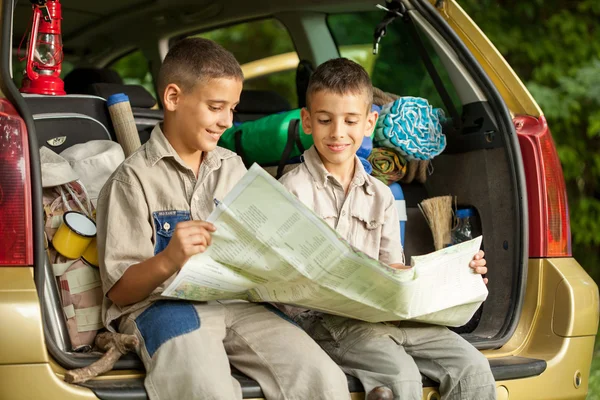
[97,39,350,400]
[279,58,496,400]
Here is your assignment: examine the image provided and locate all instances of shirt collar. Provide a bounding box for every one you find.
[145,124,225,171]
[303,145,374,195]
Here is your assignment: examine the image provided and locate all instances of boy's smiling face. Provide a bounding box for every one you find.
[164,77,242,154]
[302,89,377,170]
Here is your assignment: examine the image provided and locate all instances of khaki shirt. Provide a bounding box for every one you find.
[279,146,404,265]
[96,125,246,329]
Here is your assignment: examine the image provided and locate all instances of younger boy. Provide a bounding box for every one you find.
[97,38,350,400]
[279,58,496,400]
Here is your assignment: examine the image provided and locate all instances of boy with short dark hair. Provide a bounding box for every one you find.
[279,58,496,400]
[97,38,350,400]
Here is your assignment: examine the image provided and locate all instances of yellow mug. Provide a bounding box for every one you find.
[81,237,99,267]
[52,211,97,259]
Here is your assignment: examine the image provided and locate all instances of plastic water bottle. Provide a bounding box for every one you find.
[449,207,484,334]
[452,207,475,244]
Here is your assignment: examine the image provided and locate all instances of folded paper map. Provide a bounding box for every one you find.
[163,164,488,326]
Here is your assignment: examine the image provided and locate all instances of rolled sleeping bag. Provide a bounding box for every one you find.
[219,109,313,166]
[388,182,407,247]
[374,96,446,161]
[357,136,373,159]
[107,93,141,157]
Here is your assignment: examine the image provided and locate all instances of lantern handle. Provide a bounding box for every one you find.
[30,0,51,22]
[25,5,42,81]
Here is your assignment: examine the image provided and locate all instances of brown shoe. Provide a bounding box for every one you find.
[366,386,394,400]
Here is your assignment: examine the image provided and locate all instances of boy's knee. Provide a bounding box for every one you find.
[453,351,496,400]
[320,364,349,393]
[309,352,348,384]
[454,370,497,400]
[461,348,493,376]
[362,359,422,399]
[392,359,422,383]
[296,351,349,398]
[146,370,239,400]
[368,345,422,383]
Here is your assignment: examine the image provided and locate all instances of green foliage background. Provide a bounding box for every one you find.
[196,19,298,106]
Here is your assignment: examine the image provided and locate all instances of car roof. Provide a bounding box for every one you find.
[13,0,377,60]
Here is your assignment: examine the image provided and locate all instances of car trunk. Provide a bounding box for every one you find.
[407,0,528,348]
[0,0,544,398]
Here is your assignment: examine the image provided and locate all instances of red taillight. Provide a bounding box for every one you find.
[516,115,572,257]
[0,98,33,265]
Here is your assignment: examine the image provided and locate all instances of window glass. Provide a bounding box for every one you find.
[186,19,298,107]
[329,12,462,113]
[109,50,156,100]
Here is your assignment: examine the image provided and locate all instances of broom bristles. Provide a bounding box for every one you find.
[419,195,453,250]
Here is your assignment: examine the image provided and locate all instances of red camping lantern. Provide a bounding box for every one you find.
[20,0,66,95]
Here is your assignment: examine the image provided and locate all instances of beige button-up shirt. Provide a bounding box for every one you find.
[96,125,246,329]
[277,146,405,318]
[279,145,405,265]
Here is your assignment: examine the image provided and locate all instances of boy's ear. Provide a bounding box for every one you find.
[163,83,183,112]
[300,107,313,135]
[365,110,378,137]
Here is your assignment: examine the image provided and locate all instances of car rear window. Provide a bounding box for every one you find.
[182,19,298,107]
[328,11,462,114]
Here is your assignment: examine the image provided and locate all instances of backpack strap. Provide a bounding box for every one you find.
[234,128,251,168]
[294,127,305,154]
[276,119,301,179]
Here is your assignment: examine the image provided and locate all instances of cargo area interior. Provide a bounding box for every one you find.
[8,0,531,397]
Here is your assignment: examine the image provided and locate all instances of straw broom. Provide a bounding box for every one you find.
[418,195,454,250]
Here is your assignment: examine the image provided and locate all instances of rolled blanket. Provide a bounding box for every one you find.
[400,159,429,184]
[368,147,407,185]
[374,96,446,160]
[359,156,373,175]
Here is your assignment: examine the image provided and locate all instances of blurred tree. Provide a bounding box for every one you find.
[109,50,156,99]
[459,0,600,281]
[196,19,298,107]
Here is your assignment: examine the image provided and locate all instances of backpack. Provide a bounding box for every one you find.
[41,147,102,351]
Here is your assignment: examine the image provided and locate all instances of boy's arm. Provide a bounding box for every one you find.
[97,179,214,307]
[96,179,157,307]
[379,196,406,268]
[107,220,215,306]
[106,252,176,307]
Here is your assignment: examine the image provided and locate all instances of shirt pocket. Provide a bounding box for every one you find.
[153,210,191,255]
[313,198,339,230]
[350,208,385,259]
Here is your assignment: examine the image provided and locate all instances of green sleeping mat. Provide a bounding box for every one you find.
[219,109,313,168]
